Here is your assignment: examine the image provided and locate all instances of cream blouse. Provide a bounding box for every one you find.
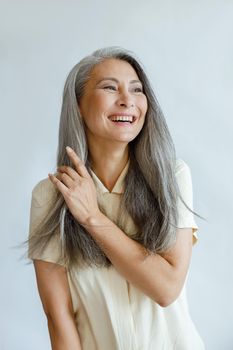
[28,158,205,350]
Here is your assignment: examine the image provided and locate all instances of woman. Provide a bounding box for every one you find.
[28,46,205,349]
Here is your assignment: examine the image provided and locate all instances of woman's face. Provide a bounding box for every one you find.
[78,58,148,146]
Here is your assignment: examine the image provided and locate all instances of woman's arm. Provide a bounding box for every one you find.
[33,260,82,350]
[49,147,193,308]
[85,214,193,307]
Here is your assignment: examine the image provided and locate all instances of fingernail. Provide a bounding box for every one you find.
[66,146,72,152]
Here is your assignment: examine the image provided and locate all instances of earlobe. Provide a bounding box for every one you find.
[77,103,80,111]
[77,104,83,119]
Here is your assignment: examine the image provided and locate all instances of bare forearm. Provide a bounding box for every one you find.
[47,314,82,350]
[84,213,179,305]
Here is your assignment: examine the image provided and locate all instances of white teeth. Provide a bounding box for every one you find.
[110,115,134,122]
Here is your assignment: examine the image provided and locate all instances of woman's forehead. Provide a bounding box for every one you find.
[89,58,140,82]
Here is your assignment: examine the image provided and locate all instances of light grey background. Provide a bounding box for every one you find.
[1,0,233,349]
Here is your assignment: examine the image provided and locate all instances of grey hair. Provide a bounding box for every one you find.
[26,46,203,268]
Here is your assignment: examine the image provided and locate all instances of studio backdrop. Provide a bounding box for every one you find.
[1,0,233,349]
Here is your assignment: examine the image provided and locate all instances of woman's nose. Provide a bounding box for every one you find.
[116,91,134,108]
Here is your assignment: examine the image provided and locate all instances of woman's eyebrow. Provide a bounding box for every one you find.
[96,77,142,85]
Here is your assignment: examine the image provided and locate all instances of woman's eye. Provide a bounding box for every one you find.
[102,85,143,93]
[134,87,143,93]
[103,86,117,91]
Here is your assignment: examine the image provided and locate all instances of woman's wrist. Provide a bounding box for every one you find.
[81,210,107,229]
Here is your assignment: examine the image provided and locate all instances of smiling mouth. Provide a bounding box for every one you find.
[108,115,136,124]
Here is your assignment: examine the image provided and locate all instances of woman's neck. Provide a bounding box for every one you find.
[88,140,129,192]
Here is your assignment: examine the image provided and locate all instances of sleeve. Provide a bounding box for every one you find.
[28,178,65,265]
[175,159,199,245]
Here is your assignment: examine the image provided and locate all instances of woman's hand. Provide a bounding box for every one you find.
[48,146,101,226]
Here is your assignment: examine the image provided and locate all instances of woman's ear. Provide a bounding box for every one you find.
[77,103,83,118]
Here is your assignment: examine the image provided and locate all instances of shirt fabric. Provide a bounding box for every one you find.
[28,158,205,350]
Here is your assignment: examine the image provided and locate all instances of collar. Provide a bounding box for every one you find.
[90,159,130,194]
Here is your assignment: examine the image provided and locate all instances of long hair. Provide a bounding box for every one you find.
[26,46,203,269]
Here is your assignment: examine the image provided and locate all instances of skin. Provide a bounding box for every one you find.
[34,58,193,349]
[49,146,193,307]
[78,58,148,191]
[48,58,193,306]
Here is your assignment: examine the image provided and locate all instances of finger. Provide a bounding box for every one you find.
[66,146,90,178]
[57,165,79,181]
[56,172,74,188]
[48,173,69,196]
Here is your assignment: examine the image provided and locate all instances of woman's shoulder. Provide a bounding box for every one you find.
[175,158,190,175]
[32,176,58,205]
